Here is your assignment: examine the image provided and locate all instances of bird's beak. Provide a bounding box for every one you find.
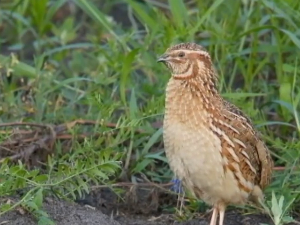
[157,54,169,63]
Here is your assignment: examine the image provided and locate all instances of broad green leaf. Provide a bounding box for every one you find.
[33,188,44,208]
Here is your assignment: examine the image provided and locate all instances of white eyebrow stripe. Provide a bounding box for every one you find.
[172,49,210,58]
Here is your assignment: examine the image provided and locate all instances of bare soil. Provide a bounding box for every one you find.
[0,197,274,225]
[1,187,293,225]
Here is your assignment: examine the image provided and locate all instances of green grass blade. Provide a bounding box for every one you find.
[191,0,225,34]
[125,0,157,31]
[120,48,140,105]
[168,0,188,28]
[280,28,300,49]
[0,54,37,78]
[142,127,163,155]
[74,0,124,46]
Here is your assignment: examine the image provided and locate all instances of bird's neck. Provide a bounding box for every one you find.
[164,76,220,123]
[166,75,219,101]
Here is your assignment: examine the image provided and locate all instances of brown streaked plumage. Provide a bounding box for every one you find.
[157,43,273,225]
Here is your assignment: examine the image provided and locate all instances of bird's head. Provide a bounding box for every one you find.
[157,43,213,80]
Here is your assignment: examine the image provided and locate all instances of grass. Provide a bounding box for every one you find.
[0,0,300,224]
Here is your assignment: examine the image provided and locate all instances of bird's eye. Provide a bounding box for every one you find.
[178,52,185,57]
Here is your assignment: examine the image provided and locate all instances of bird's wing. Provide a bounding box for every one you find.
[211,99,273,191]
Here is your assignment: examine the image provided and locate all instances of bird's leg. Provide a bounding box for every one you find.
[218,204,226,225]
[209,207,218,225]
[179,191,185,215]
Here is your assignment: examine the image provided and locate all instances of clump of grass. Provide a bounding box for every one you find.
[0,0,300,224]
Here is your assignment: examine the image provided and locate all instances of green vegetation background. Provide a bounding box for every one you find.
[0,0,299,224]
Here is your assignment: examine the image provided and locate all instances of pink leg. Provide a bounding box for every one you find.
[218,204,226,225]
[209,207,218,225]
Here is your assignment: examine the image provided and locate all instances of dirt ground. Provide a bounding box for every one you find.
[0,187,290,225]
[0,198,274,225]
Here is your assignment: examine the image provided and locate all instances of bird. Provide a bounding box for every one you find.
[157,43,273,225]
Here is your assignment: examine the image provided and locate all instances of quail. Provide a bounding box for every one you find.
[157,43,273,225]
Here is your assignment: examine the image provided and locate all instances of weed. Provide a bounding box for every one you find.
[0,0,300,224]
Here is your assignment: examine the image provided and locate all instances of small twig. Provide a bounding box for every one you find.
[56,134,87,140]
[47,125,56,150]
[63,119,116,128]
[0,136,51,163]
[0,146,14,153]
[273,166,287,171]
[1,137,39,146]
[91,182,174,191]
[0,129,34,136]
[0,122,49,129]
[56,133,102,140]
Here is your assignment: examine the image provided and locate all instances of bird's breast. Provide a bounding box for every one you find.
[163,84,250,205]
